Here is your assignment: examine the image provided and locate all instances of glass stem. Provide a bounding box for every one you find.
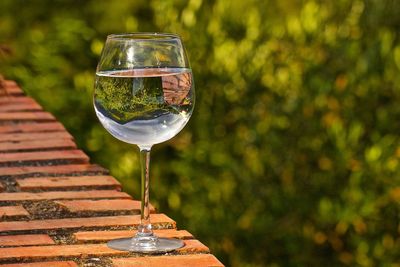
[137,147,153,237]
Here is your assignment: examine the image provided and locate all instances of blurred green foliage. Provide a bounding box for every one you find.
[1,0,400,266]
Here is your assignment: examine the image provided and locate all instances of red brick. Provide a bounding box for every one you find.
[0,112,55,121]
[4,87,23,96]
[179,239,210,253]
[2,82,24,96]
[112,254,224,267]
[0,262,78,267]
[0,205,29,217]
[3,80,18,87]
[0,102,42,112]
[0,150,89,165]
[0,244,126,260]
[0,122,65,134]
[5,85,24,96]
[0,81,222,266]
[17,176,120,191]
[0,132,72,142]
[0,139,76,152]
[55,199,154,213]
[0,234,54,246]
[0,96,36,104]
[74,229,193,242]
[0,164,106,176]
[0,214,175,232]
[0,190,131,201]
[0,241,209,261]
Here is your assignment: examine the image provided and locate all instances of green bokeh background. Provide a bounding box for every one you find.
[1,0,400,266]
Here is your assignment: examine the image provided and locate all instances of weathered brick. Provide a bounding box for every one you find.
[2,83,24,96]
[0,205,29,217]
[0,214,175,232]
[0,234,54,246]
[0,190,131,201]
[0,96,36,104]
[74,229,193,242]
[0,122,65,134]
[0,112,55,121]
[4,87,23,96]
[0,132,72,142]
[0,164,106,176]
[112,254,225,267]
[0,102,42,112]
[3,80,22,91]
[3,80,19,88]
[0,262,77,267]
[0,79,222,266]
[55,199,154,213]
[0,150,89,165]
[0,244,126,260]
[0,139,76,152]
[0,241,209,261]
[17,176,120,191]
[0,261,78,267]
[179,239,210,253]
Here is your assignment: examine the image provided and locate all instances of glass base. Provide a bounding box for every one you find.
[107,235,185,254]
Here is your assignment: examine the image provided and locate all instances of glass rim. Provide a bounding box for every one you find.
[106,32,181,41]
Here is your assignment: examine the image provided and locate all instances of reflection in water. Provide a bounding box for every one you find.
[162,72,192,105]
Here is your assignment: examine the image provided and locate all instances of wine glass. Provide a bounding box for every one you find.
[93,33,195,253]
